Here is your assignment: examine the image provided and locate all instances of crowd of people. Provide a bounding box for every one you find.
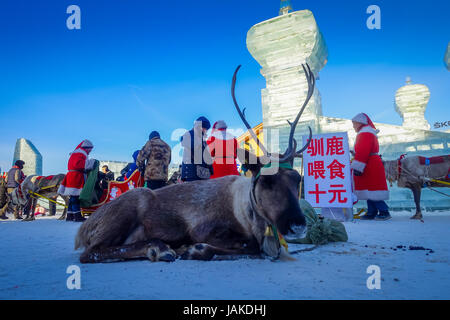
[1,113,391,222]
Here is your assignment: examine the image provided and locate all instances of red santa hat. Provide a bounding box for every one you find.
[212,120,227,131]
[352,113,377,130]
[71,139,94,155]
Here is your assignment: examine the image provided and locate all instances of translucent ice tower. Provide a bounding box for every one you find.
[246,7,328,152]
[395,77,431,131]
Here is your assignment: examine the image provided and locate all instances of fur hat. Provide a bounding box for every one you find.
[195,116,211,130]
[14,160,25,169]
[149,131,160,140]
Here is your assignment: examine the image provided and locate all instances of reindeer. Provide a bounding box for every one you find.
[74,64,315,263]
[10,174,69,221]
[383,155,450,219]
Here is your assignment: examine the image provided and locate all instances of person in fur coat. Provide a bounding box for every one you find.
[351,113,391,221]
[58,140,95,222]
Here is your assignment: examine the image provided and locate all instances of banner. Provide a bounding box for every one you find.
[302,132,352,208]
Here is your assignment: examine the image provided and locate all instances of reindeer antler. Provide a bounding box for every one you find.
[232,65,271,160]
[279,64,315,162]
[232,63,315,163]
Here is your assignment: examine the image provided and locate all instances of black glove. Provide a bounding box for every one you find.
[353,170,363,176]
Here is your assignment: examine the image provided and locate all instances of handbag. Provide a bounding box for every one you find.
[196,165,211,179]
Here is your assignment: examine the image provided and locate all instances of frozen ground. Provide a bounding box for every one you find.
[0,211,449,300]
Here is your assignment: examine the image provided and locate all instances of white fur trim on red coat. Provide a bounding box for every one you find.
[351,160,366,172]
[359,125,380,135]
[211,130,235,141]
[58,184,82,196]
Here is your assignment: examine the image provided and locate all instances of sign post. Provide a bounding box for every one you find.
[302,132,353,219]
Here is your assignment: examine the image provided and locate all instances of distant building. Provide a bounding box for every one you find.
[445,42,450,71]
[99,160,128,180]
[13,138,42,176]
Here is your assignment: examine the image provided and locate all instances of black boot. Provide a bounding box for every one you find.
[0,214,8,220]
[73,212,86,222]
[375,212,392,221]
[361,212,377,220]
[66,213,74,221]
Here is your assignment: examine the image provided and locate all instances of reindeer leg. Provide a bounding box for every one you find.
[410,184,423,220]
[48,199,56,216]
[79,239,177,264]
[22,199,34,221]
[58,196,68,220]
[177,243,260,261]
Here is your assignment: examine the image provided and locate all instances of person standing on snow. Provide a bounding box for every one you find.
[58,140,96,222]
[137,131,171,190]
[4,160,26,219]
[206,120,239,179]
[180,116,213,182]
[351,113,391,221]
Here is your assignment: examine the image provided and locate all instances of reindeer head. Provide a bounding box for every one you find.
[232,64,315,235]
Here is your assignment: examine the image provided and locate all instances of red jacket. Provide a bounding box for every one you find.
[207,129,239,179]
[350,125,388,201]
[58,140,95,196]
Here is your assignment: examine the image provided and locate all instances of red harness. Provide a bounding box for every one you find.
[35,175,54,181]
[418,156,446,165]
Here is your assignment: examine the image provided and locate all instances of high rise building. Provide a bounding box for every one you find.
[12,138,43,176]
[445,42,450,71]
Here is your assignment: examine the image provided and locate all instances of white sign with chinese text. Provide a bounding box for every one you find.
[302,132,352,208]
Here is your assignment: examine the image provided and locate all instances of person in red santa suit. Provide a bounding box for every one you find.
[58,140,96,222]
[351,113,391,221]
[207,120,239,179]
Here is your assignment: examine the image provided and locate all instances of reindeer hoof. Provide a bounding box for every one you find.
[159,253,176,262]
[410,213,423,220]
[146,246,176,262]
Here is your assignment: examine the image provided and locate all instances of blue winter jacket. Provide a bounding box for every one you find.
[122,150,140,179]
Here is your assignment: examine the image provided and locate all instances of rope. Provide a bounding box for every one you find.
[39,185,58,190]
[425,186,450,198]
[29,191,68,208]
[395,164,450,198]
[289,245,319,255]
[427,178,450,186]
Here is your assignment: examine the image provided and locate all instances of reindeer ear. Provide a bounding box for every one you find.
[237,148,264,177]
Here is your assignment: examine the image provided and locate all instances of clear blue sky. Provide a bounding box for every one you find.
[0,0,449,174]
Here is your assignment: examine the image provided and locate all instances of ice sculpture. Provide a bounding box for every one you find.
[243,2,450,210]
[395,77,431,131]
[246,8,328,153]
[279,0,293,15]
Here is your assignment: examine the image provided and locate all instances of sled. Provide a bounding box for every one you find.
[81,169,144,216]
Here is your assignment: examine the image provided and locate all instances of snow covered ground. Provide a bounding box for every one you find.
[0,211,449,300]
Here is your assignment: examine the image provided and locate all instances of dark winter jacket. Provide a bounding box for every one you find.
[6,166,25,188]
[137,137,171,181]
[180,125,213,181]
